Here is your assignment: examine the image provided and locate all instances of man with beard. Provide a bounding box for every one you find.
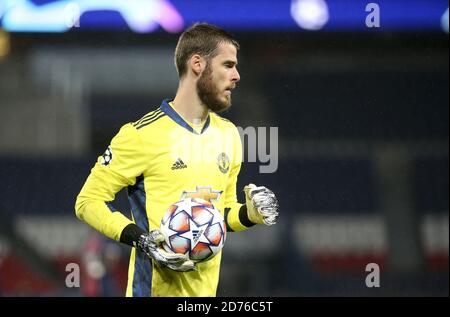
[75,23,279,297]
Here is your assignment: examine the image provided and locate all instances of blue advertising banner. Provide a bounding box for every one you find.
[0,0,448,33]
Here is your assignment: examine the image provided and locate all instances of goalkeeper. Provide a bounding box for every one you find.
[75,23,279,297]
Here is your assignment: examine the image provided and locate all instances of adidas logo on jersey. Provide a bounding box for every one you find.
[171,158,187,170]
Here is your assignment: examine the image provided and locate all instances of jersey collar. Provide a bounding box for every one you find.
[160,99,211,135]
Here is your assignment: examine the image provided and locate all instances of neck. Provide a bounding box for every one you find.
[172,80,209,124]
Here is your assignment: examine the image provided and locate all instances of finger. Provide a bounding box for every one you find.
[251,189,274,201]
[168,260,196,272]
[180,260,195,272]
[253,197,278,212]
[252,188,275,199]
[263,215,278,226]
[149,229,165,244]
[260,213,278,224]
[249,186,268,198]
[150,251,167,264]
[258,206,278,216]
[158,248,189,263]
[244,183,257,198]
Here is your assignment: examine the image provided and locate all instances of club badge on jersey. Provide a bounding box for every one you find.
[217,153,230,174]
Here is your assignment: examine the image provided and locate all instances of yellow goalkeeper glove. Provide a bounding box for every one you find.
[137,230,195,272]
[244,183,279,226]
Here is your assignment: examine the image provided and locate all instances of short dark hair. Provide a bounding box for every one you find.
[174,23,239,78]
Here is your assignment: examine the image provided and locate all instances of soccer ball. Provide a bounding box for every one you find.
[160,198,226,263]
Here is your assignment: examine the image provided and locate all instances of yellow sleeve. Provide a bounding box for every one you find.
[75,123,148,241]
[223,126,252,232]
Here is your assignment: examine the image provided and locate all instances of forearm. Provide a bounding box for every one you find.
[75,197,133,241]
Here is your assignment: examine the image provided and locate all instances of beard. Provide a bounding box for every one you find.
[196,64,231,113]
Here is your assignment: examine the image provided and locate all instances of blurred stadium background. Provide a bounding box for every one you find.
[0,0,448,296]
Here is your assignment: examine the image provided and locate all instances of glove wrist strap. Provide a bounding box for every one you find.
[120,223,147,247]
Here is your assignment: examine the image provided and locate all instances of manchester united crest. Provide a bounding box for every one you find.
[217,153,230,174]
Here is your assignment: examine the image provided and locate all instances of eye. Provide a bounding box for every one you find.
[224,62,236,68]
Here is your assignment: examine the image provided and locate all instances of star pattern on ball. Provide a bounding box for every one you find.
[180,219,211,250]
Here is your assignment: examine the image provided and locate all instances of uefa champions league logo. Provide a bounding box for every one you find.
[100,146,113,166]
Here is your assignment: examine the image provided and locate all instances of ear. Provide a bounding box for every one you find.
[188,54,205,76]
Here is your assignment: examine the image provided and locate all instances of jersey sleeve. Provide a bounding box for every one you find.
[223,126,252,232]
[75,123,148,241]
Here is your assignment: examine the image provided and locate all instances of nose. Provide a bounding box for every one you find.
[232,68,240,83]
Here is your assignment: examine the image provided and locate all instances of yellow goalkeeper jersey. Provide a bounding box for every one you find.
[75,99,249,297]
